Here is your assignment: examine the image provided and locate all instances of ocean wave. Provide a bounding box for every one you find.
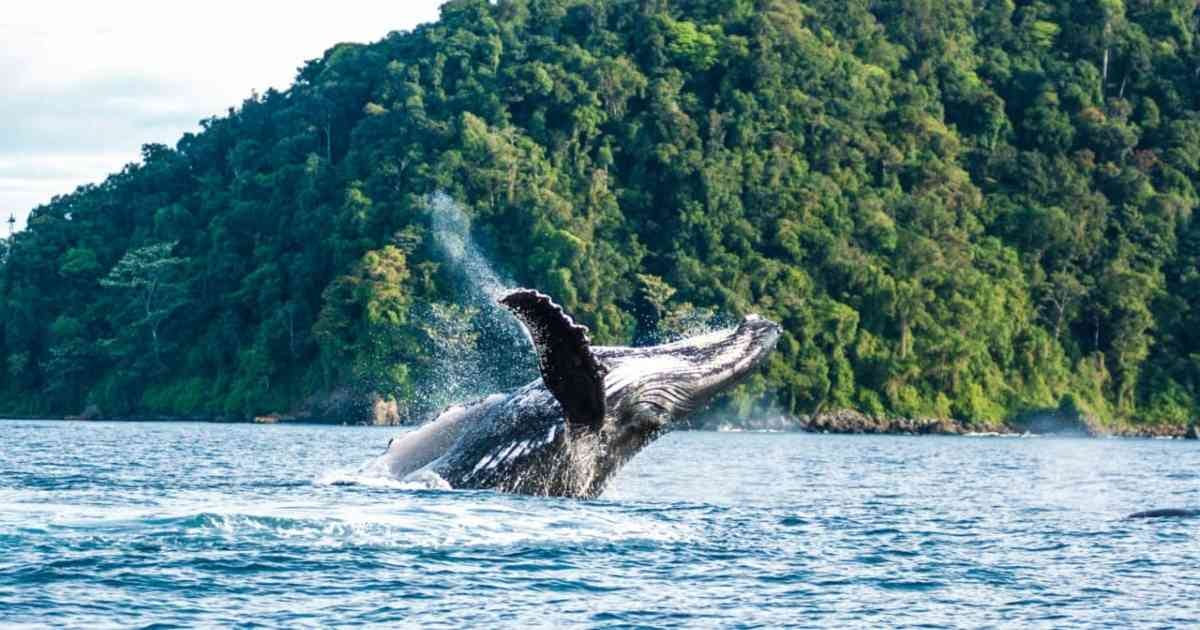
[314,467,451,491]
[963,431,1039,438]
[5,425,1198,628]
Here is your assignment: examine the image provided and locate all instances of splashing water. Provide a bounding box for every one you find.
[427,192,511,303]
[415,193,537,411]
[315,466,452,491]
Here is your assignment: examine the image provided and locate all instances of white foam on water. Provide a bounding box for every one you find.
[716,424,783,433]
[401,468,454,490]
[314,467,446,491]
[144,485,696,550]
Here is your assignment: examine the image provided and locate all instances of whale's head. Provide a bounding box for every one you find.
[499,289,780,459]
[597,314,781,434]
[498,289,782,496]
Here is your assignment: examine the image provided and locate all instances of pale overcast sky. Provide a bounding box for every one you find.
[1,0,445,230]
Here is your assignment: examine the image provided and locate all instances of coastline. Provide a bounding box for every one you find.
[7,408,1198,439]
[691,409,1200,440]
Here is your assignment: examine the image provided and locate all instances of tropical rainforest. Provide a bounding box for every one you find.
[2,0,1198,429]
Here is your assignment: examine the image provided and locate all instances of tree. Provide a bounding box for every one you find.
[314,245,418,397]
[1,0,1197,428]
[99,242,187,367]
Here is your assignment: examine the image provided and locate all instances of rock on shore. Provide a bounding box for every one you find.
[264,389,404,425]
[693,410,964,434]
[694,408,1196,438]
[793,410,964,435]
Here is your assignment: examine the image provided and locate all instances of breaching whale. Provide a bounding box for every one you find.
[369,289,781,498]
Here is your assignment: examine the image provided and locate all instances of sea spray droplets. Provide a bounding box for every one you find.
[418,193,537,410]
[428,192,510,302]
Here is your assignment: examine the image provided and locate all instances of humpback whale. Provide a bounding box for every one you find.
[369,289,781,498]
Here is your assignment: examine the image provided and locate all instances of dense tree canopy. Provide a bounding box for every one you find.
[2,0,1198,428]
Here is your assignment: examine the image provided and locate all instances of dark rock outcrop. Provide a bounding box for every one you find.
[285,389,405,425]
[692,410,968,434]
[796,410,965,435]
[1010,410,1104,436]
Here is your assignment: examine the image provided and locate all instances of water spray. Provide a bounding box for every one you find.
[415,192,538,412]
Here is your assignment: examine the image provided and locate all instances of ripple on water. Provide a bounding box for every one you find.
[1,423,1198,626]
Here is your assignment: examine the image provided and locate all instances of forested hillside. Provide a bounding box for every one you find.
[2,0,1198,428]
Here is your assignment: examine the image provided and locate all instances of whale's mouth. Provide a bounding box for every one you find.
[601,314,782,423]
[685,315,781,400]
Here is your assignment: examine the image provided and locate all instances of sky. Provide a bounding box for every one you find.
[1,0,446,231]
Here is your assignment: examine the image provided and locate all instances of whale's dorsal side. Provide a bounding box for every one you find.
[500,289,608,429]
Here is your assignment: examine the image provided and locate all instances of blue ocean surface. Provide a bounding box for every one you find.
[1,420,1198,627]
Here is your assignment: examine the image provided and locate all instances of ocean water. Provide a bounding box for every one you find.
[1,421,1198,628]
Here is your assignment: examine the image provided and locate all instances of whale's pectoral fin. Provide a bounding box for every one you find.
[500,289,607,429]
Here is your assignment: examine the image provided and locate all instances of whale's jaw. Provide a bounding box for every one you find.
[599,315,782,430]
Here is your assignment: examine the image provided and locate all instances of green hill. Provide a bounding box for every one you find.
[2,0,1198,429]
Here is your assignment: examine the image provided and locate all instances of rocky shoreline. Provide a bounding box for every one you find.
[693,408,1200,439]
[13,405,1200,440]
